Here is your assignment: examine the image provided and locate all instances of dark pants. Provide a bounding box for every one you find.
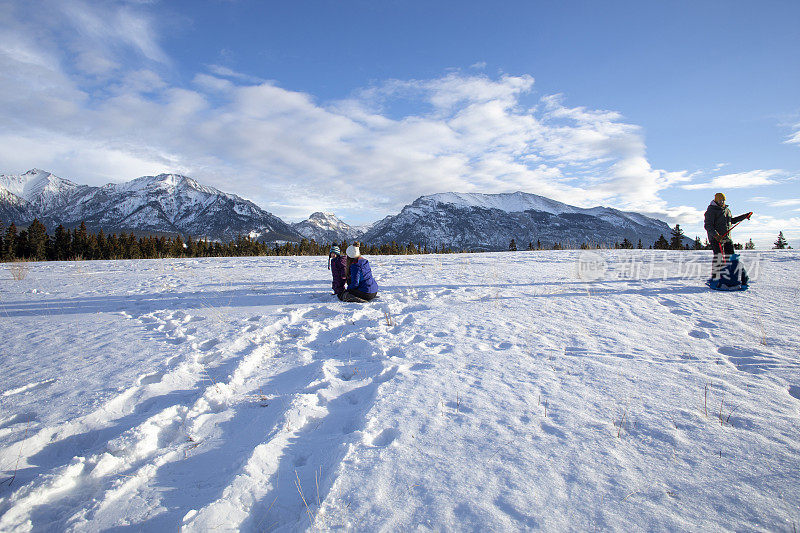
[711,240,735,280]
[340,288,378,302]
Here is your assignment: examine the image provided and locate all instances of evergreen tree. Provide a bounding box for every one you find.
[774,231,788,249]
[53,225,71,260]
[16,229,29,258]
[693,236,703,250]
[96,230,108,259]
[509,238,517,251]
[653,234,670,250]
[27,219,48,260]
[637,239,643,249]
[4,223,18,260]
[620,238,633,249]
[73,222,89,258]
[669,224,685,250]
[745,238,755,250]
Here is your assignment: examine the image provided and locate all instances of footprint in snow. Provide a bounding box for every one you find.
[368,427,399,447]
[718,346,779,374]
[0,411,38,430]
[137,371,165,386]
[373,365,399,384]
[197,338,220,351]
[789,386,800,401]
[688,330,709,339]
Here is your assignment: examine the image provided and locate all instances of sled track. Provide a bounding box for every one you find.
[0,299,408,531]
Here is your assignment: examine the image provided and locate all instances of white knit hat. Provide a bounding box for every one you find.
[346,245,360,258]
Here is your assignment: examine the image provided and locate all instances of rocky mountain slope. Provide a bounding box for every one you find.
[2,171,684,250]
[0,170,300,242]
[292,212,365,244]
[363,191,681,250]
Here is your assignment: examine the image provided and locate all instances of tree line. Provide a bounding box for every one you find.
[1,219,787,262]
[510,224,765,252]
[0,219,462,262]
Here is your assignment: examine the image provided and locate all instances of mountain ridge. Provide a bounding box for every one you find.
[363,191,683,251]
[0,170,300,242]
[1,169,684,250]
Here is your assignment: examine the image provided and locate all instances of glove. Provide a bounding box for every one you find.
[746,212,753,220]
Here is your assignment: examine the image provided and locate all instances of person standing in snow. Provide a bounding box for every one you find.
[704,193,752,280]
[341,244,379,302]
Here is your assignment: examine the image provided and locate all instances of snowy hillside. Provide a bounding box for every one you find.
[292,212,363,244]
[0,170,86,221]
[1,251,799,530]
[0,170,301,243]
[421,191,583,215]
[365,192,680,250]
[0,169,84,212]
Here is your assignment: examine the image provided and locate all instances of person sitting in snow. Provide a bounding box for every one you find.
[341,244,379,302]
[328,246,347,301]
[703,192,752,280]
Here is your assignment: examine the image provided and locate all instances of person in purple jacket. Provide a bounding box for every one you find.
[328,246,347,300]
[341,244,379,302]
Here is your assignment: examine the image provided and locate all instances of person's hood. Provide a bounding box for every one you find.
[708,200,725,208]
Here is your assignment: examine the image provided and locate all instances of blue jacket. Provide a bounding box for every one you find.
[348,258,379,294]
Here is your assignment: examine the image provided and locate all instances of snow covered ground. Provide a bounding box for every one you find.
[1,250,799,531]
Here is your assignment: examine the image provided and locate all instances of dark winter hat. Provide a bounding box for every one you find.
[330,246,341,255]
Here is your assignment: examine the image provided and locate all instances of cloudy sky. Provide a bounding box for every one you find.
[1,0,798,246]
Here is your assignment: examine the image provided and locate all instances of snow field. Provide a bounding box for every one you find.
[1,251,799,531]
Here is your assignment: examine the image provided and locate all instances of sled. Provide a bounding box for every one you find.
[706,279,749,291]
[706,253,750,291]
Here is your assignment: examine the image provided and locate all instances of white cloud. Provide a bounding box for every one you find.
[785,122,800,146]
[682,169,784,190]
[0,1,767,227]
[734,215,800,249]
[207,64,265,84]
[771,199,800,207]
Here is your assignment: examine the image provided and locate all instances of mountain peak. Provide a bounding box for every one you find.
[23,168,52,177]
[0,169,79,207]
[308,211,339,221]
[293,212,362,243]
[416,191,576,216]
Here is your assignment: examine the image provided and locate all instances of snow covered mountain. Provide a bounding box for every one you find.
[0,170,300,242]
[292,212,364,244]
[2,170,684,249]
[363,191,681,250]
[0,169,88,223]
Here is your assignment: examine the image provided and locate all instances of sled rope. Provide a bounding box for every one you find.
[717,218,747,262]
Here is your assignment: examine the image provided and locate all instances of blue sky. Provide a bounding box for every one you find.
[0,0,798,246]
